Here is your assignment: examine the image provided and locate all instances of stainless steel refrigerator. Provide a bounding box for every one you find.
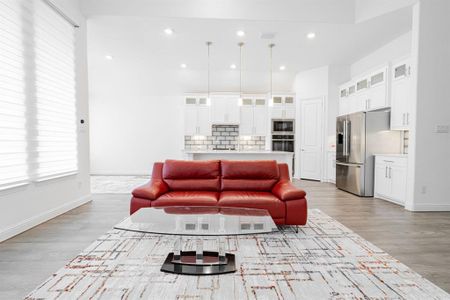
[336,110,402,196]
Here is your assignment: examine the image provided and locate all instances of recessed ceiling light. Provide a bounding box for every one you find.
[307,32,316,39]
[105,55,113,60]
[180,63,187,69]
[236,30,245,37]
[230,64,237,69]
[164,28,174,35]
[279,65,286,71]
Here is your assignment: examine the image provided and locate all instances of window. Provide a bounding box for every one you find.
[0,0,31,189]
[0,0,78,189]
[34,0,77,179]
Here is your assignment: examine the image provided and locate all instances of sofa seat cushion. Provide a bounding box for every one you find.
[218,191,285,219]
[152,191,219,207]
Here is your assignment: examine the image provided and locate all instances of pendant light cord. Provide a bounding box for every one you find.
[269,43,275,99]
[238,42,244,99]
[206,41,212,99]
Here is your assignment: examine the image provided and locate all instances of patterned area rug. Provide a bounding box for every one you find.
[25,210,449,299]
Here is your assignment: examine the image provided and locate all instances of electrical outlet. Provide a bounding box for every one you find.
[435,125,449,133]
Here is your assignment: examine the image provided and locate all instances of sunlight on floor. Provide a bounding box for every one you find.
[90,175,150,194]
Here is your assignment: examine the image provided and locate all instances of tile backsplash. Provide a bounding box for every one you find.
[184,125,266,151]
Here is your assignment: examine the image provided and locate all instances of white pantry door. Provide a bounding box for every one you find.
[300,98,324,180]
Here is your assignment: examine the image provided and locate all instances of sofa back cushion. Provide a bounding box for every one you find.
[221,160,279,191]
[162,160,221,191]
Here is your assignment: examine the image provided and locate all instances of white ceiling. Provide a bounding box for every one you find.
[81,0,356,23]
[84,0,413,94]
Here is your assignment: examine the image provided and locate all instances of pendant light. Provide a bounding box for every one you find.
[206,41,212,104]
[268,43,275,106]
[238,42,244,105]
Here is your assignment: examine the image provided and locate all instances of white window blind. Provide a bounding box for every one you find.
[34,0,77,179]
[0,0,31,189]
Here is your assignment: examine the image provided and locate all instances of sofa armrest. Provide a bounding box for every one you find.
[132,179,169,200]
[272,181,306,201]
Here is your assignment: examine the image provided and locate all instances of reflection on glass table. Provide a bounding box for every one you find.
[114,206,279,275]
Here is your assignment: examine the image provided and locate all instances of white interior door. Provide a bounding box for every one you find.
[300,98,323,180]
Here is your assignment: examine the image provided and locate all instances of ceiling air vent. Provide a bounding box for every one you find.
[260,32,276,40]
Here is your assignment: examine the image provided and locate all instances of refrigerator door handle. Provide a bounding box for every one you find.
[343,120,348,156]
[342,121,346,156]
[344,120,350,157]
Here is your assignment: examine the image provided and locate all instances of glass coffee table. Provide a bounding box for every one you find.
[114,206,278,275]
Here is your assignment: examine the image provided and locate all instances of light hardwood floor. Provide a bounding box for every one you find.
[1,180,450,298]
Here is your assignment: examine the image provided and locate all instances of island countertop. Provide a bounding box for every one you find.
[183,150,295,177]
[183,150,294,155]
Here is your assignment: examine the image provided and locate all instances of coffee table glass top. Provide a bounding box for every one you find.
[114,206,278,236]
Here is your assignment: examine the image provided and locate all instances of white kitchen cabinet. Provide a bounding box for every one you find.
[338,86,348,116]
[338,65,389,115]
[270,94,296,119]
[239,97,267,135]
[184,96,211,136]
[197,106,211,135]
[390,58,412,130]
[374,155,408,206]
[211,95,240,124]
[367,67,389,110]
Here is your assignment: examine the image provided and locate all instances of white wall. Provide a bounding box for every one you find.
[355,0,417,23]
[327,65,351,146]
[87,17,296,175]
[0,0,91,242]
[293,66,329,99]
[293,65,350,180]
[351,31,412,77]
[89,94,184,175]
[406,0,450,211]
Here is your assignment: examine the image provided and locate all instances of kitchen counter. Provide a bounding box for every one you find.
[183,150,294,176]
[183,150,294,155]
[373,153,408,158]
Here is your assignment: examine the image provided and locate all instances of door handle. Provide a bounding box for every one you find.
[385,166,388,178]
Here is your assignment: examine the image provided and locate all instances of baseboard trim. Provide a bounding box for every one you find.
[0,194,92,242]
[405,203,450,211]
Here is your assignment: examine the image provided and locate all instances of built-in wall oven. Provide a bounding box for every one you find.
[271,119,295,175]
[272,119,294,133]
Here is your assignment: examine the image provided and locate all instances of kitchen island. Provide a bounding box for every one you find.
[183,150,294,177]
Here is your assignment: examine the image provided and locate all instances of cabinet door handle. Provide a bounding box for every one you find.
[385,166,388,178]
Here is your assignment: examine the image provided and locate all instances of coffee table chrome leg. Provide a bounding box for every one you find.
[218,236,226,262]
[196,239,203,263]
[173,236,182,261]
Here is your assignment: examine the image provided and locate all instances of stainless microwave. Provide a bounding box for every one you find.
[272,119,295,133]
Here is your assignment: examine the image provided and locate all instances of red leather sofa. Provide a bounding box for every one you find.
[130,160,307,225]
